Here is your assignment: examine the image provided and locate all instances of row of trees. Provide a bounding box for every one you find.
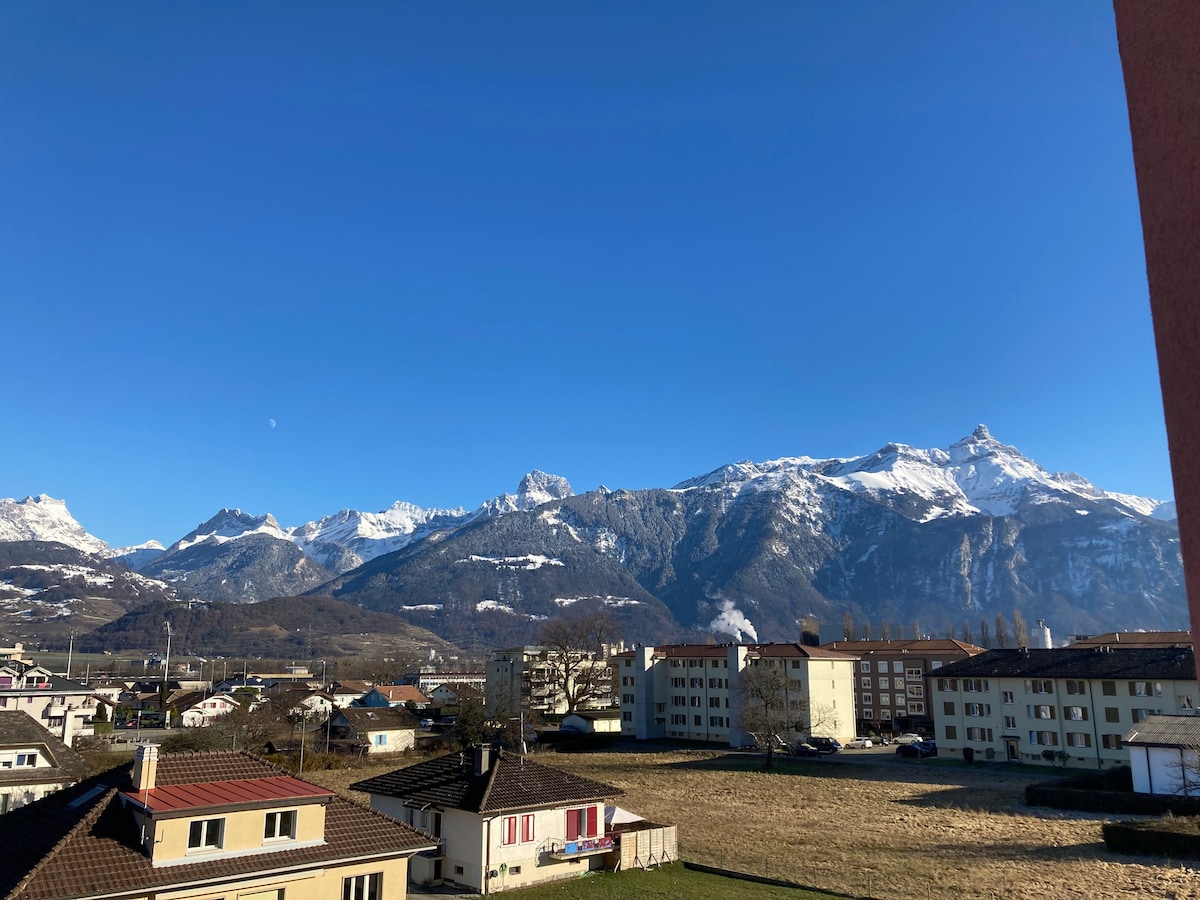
[839,609,1034,649]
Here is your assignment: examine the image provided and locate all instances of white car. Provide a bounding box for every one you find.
[845,737,873,749]
[893,733,925,746]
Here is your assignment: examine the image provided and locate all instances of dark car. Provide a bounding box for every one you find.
[807,736,842,754]
[793,742,822,757]
[895,740,937,758]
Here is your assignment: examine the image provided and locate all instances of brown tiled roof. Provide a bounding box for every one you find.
[369,685,429,705]
[0,712,88,787]
[820,639,986,655]
[1069,631,1193,649]
[746,642,857,660]
[351,748,623,814]
[0,752,436,900]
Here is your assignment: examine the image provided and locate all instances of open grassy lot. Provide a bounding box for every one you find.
[498,863,834,899]
[307,749,1200,900]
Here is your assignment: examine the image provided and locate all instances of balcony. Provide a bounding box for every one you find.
[545,835,614,860]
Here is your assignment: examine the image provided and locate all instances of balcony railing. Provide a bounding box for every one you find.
[544,835,614,860]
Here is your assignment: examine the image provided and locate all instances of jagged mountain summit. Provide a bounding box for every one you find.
[0,495,109,555]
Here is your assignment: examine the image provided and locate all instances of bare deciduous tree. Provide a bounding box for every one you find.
[536,609,622,713]
[1013,610,1029,651]
[978,619,991,649]
[995,613,1009,648]
[860,617,872,641]
[842,611,855,641]
[880,620,891,641]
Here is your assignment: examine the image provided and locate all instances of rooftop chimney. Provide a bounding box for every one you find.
[474,745,491,776]
[132,743,159,793]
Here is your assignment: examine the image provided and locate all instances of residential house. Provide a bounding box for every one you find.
[0,744,436,899]
[278,689,336,722]
[0,711,88,814]
[613,642,857,747]
[0,661,97,747]
[820,638,987,735]
[428,683,485,709]
[179,693,244,728]
[327,707,418,754]
[352,745,626,894]
[930,647,1197,768]
[486,646,614,717]
[358,685,431,710]
[329,679,374,709]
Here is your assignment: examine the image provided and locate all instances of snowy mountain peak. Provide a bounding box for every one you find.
[0,494,108,554]
[172,508,289,551]
[478,471,574,516]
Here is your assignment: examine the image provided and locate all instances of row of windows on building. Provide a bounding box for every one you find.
[942,724,1128,750]
[934,677,1180,699]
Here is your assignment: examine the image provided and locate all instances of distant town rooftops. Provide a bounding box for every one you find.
[821,638,986,655]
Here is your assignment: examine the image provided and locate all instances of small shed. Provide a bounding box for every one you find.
[1125,714,1200,796]
[561,710,623,734]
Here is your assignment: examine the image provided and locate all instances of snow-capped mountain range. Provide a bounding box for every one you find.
[0,427,1184,644]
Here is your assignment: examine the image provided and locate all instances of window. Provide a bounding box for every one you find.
[1181,695,1195,711]
[521,814,535,842]
[965,727,992,742]
[907,701,925,715]
[893,661,904,673]
[1102,734,1123,749]
[1027,705,1055,720]
[709,715,725,727]
[1101,681,1117,696]
[879,677,890,690]
[1002,691,1014,704]
[937,678,956,692]
[1103,707,1120,723]
[671,696,685,707]
[863,710,875,719]
[566,806,598,840]
[1064,706,1088,721]
[860,662,871,673]
[671,678,685,688]
[709,697,721,708]
[1065,680,1086,695]
[906,667,923,681]
[374,734,387,747]
[965,703,990,717]
[906,684,925,698]
[503,815,518,845]
[1132,708,1157,723]
[1029,731,1058,746]
[510,866,522,875]
[621,711,632,722]
[15,753,36,767]
[1067,732,1092,748]
[188,817,223,850]
[861,693,873,705]
[964,678,988,693]
[945,725,957,740]
[1130,681,1150,697]
[264,810,296,840]
[877,661,887,673]
[861,677,872,689]
[622,693,634,704]
[1003,715,1016,729]
[693,715,702,726]
[342,872,382,900]
[690,696,701,707]
[1025,680,1053,695]
[690,678,703,688]
[671,714,685,725]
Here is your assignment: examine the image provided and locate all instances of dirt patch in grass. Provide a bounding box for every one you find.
[303,748,1200,899]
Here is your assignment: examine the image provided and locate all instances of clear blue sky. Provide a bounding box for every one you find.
[1,3,1171,549]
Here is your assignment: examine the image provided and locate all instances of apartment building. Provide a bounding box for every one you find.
[614,642,857,746]
[0,661,97,747]
[820,639,986,735]
[486,646,614,716]
[930,646,1197,768]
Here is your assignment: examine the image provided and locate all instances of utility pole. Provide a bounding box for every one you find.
[66,631,75,681]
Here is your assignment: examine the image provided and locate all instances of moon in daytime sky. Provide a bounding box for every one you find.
[268,418,276,429]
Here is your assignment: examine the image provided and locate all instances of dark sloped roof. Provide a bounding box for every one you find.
[0,712,88,786]
[351,749,623,814]
[1124,714,1200,747]
[335,707,418,732]
[931,647,1195,681]
[0,751,436,900]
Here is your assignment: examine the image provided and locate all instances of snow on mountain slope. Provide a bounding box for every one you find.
[103,540,166,570]
[476,470,574,516]
[672,425,1172,524]
[291,501,470,570]
[0,495,108,554]
[169,509,292,552]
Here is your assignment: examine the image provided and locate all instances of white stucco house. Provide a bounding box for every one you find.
[351,746,626,893]
[179,693,242,727]
[1125,713,1200,796]
[327,706,417,754]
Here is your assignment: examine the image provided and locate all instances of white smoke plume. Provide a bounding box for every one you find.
[709,599,758,642]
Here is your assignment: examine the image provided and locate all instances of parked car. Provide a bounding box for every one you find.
[793,742,822,758]
[419,718,434,728]
[893,733,925,745]
[806,736,842,754]
[844,736,873,749]
[896,740,938,758]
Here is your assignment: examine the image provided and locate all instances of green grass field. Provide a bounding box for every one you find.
[502,863,841,899]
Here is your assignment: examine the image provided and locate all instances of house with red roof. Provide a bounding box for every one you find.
[0,745,436,900]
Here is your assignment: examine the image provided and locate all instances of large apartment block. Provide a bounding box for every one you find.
[930,646,1197,768]
[486,646,615,716]
[820,639,986,735]
[613,642,857,747]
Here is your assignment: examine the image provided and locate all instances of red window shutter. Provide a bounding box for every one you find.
[522,814,535,842]
[504,816,516,844]
[586,805,598,837]
[566,809,579,841]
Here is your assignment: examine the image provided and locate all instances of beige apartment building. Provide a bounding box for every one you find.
[820,638,986,735]
[930,646,1197,768]
[613,642,857,747]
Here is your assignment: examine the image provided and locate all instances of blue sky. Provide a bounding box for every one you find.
[1,3,1170,548]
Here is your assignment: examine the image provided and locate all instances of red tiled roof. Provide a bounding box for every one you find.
[124,776,333,813]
